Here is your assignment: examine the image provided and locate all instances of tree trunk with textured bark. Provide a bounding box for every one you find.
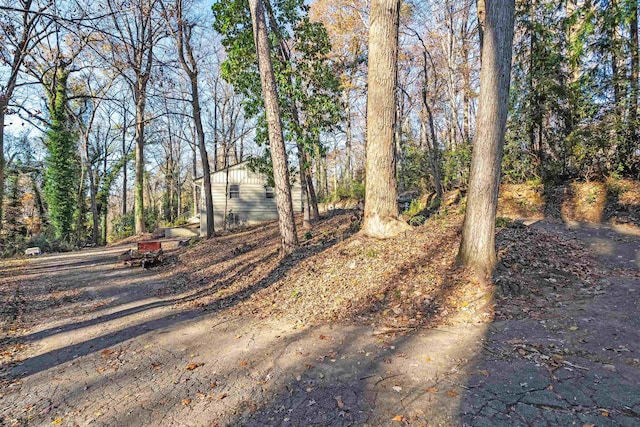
[628,0,639,165]
[168,0,215,238]
[0,105,5,228]
[457,0,515,277]
[190,78,214,237]
[344,90,353,183]
[249,0,298,255]
[133,84,147,234]
[361,0,410,239]
[122,107,128,216]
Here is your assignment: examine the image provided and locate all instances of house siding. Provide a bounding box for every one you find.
[198,162,302,234]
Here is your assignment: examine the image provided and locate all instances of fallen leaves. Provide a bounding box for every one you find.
[181,398,191,405]
[185,362,203,371]
[494,224,604,321]
[391,415,404,422]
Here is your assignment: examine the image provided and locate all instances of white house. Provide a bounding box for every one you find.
[193,161,303,235]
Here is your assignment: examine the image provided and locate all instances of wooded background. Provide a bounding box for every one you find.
[0,0,637,255]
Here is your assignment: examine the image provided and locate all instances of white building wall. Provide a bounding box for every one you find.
[198,162,303,234]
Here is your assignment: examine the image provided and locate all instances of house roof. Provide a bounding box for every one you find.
[193,159,251,183]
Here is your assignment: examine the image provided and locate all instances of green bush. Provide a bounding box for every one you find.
[442,143,472,189]
[111,212,135,236]
[350,181,365,200]
[403,199,423,217]
[332,181,365,202]
[409,215,426,226]
[495,217,511,228]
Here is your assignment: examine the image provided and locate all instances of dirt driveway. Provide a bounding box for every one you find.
[1,219,639,426]
[1,243,484,426]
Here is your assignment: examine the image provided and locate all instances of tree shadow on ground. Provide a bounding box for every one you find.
[9,204,639,425]
[2,214,356,380]
[213,233,488,426]
[458,215,640,426]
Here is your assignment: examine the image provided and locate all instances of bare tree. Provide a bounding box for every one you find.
[411,30,443,198]
[457,0,515,277]
[104,0,164,234]
[161,0,215,237]
[361,0,410,239]
[248,0,298,255]
[0,0,53,229]
[69,70,114,245]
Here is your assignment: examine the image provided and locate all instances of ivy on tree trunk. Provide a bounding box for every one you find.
[43,69,80,241]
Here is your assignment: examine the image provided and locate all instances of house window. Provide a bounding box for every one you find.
[265,186,275,199]
[229,184,240,199]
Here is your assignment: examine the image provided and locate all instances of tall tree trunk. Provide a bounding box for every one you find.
[134,86,147,234]
[298,152,312,229]
[261,1,319,224]
[315,146,323,199]
[213,78,220,171]
[191,76,214,237]
[0,106,6,228]
[395,92,403,192]
[122,108,128,216]
[304,150,321,220]
[84,139,100,245]
[611,0,623,109]
[565,0,579,138]
[461,3,472,144]
[249,0,298,255]
[344,89,353,182]
[361,0,410,239]
[323,156,329,197]
[457,0,515,277]
[77,165,86,243]
[418,39,443,198]
[628,0,639,167]
[477,0,486,56]
[102,145,108,245]
[421,111,443,198]
[192,149,198,218]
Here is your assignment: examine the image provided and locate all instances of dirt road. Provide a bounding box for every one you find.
[1,244,482,426]
[1,219,639,426]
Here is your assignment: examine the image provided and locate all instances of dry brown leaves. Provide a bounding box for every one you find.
[161,194,615,328]
[162,211,492,330]
[494,224,604,320]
